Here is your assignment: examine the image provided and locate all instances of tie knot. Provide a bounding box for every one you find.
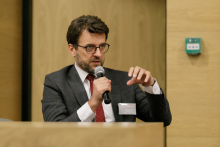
[87,74,95,81]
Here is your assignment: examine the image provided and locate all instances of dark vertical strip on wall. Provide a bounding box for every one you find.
[22,0,32,121]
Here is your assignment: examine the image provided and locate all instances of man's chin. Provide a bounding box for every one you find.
[89,62,103,72]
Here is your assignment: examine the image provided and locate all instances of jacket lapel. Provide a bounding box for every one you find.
[67,65,123,122]
[105,68,123,122]
[67,65,89,106]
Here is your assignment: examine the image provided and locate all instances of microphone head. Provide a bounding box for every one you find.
[94,66,105,76]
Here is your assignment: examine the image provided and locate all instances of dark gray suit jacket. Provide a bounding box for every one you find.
[42,65,172,126]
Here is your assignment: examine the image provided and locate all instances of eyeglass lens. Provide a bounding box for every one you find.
[87,44,108,53]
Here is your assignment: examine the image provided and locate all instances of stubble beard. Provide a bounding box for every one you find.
[76,52,104,74]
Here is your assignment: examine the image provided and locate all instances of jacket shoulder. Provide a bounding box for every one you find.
[45,65,73,79]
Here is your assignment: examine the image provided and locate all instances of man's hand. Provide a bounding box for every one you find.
[127,66,155,86]
[88,77,111,112]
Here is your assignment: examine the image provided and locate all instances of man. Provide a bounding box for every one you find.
[42,15,171,126]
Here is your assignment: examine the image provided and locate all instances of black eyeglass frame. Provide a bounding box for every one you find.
[73,43,110,54]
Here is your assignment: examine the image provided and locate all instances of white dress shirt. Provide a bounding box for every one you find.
[75,64,161,122]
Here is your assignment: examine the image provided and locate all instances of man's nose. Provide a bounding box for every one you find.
[93,48,102,57]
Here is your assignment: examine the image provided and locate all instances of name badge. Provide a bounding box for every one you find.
[118,103,136,115]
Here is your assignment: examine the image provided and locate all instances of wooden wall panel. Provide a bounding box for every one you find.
[0,0,22,121]
[32,0,166,121]
[167,0,220,147]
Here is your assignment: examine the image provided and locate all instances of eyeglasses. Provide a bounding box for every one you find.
[74,43,110,54]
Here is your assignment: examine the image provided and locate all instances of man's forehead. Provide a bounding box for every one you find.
[78,30,106,44]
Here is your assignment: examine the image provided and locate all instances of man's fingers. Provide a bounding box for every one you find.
[94,77,111,92]
[133,66,140,78]
[126,80,131,86]
[128,67,134,77]
[127,77,137,86]
[144,71,151,82]
[137,68,145,80]
[127,66,154,86]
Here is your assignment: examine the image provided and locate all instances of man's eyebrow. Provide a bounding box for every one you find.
[84,42,106,46]
[84,43,96,46]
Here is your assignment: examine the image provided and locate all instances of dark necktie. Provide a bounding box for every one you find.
[86,74,105,122]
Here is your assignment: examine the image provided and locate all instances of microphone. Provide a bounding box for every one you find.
[94,66,111,104]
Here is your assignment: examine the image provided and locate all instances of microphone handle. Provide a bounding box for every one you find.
[103,91,111,104]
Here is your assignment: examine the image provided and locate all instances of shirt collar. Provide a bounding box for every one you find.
[74,63,89,83]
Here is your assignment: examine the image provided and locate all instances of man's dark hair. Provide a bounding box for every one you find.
[66,15,109,47]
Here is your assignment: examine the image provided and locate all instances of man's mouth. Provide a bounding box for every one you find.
[91,60,101,63]
[90,61,101,65]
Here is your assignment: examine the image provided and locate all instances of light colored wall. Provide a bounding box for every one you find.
[0,0,22,121]
[32,0,166,121]
[167,0,220,146]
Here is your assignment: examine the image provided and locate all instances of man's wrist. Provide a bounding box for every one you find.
[77,102,96,122]
[142,77,155,86]
[88,97,102,113]
[142,78,161,94]
[150,78,156,86]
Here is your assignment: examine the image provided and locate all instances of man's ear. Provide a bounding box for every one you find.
[68,44,76,57]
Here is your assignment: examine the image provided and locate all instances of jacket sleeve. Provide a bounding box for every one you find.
[42,74,81,122]
[135,84,172,127]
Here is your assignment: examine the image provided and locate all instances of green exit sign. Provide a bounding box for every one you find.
[185,38,201,55]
